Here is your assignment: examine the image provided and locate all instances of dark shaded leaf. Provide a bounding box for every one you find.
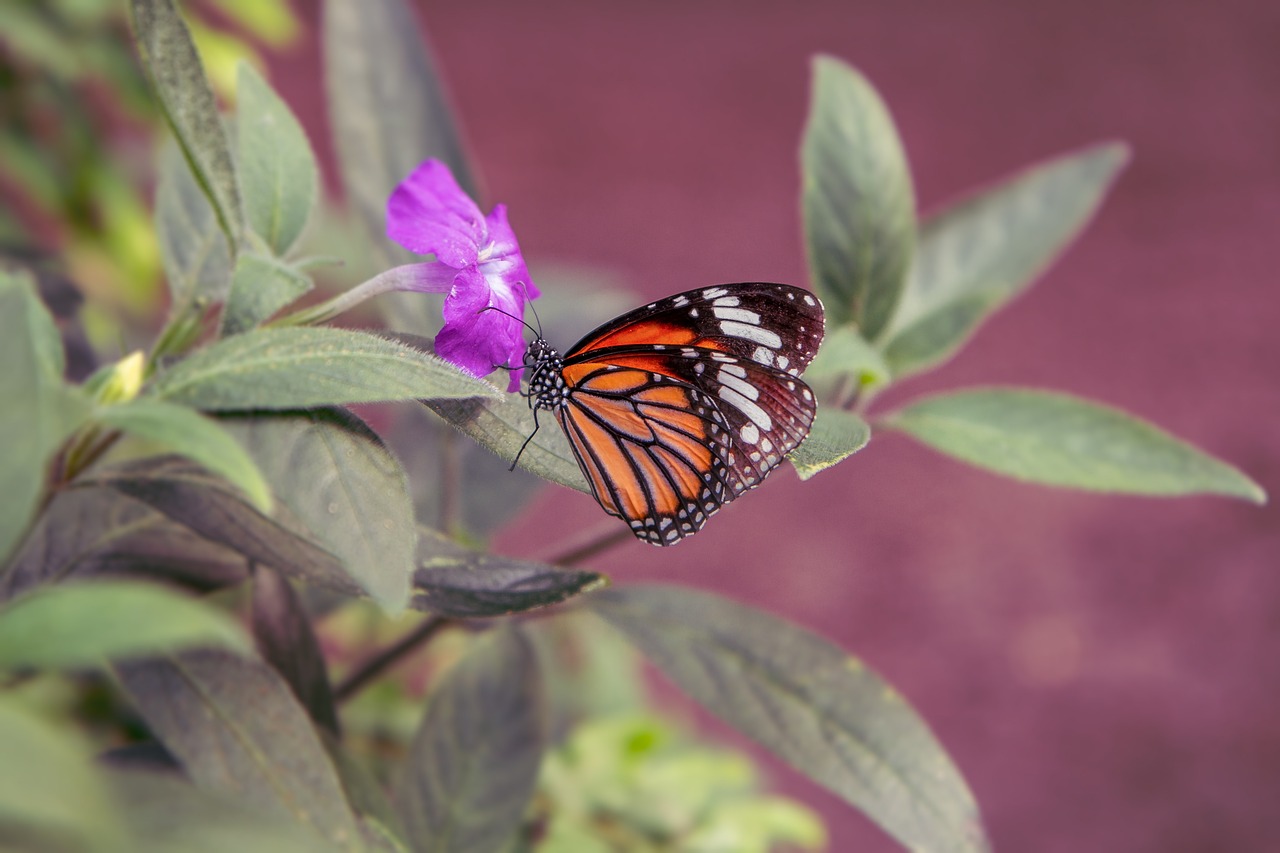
[322,0,474,266]
[882,387,1267,502]
[394,626,545,853]
[788,407,871,481]
[0,486,247,604]
[86,456,363,598]
[220,252,314,336]
[149,327,501,410]
[110,769,348,853]
[590,585,991,853]
[224,409,415,612]
[154,139,233,308]
[412,528,607,618]
[129,0,243,245]
[0,698,128,852]
[801,56,915,338]
[883,142,1129,379]
[252,566,340,736]
[93,398,273,512]
[0,270,91,563]
[0,580,247,671]
[320,731,410,852]
[114,648,362,849]
[236,61,318,257]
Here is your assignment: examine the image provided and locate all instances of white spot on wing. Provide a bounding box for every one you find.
[718,386,773,431]
[712,296,741,307]
[702,287,728,298]
[741,423,760,444]
[712,307,760,323]
[718,370,760,401]
[719,321,782,349]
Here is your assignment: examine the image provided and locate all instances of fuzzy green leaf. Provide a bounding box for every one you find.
[236,61,317,257]
[883,387,1266,502]
[252,567,340,737]
[130,0,243,245]
[0,270,90,563]
[155,139,234,308]
[94,398,273,512]
[590,585,990,853]
[0,580,248,672]
[394,626,545,853]
[224,409,415,613]
[220,252,314,336]
[801,56,916,338]
[884,142,1130,378]
[149,327,501,410]
[789,408,871,481]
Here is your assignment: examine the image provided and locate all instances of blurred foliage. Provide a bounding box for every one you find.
[0,0,300,341]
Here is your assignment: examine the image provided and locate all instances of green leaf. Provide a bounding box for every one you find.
[252,567,340,736]
[0,486,248,604]
[801,56,916,339]
[149,327,502,410]
[394,626,545,853]
[0,580,248,671]
[130,0,243,246]
[882,387,1266,502]
[788,408,871,481]
[94,398,273,513]
[412,528,607,618]
[221,252,314,336]
[423,395,588,495]
[155,139,234,309]
[803,324,891,404]
[590,585,990,853]
[224,409,415,613]
[87,456,364,599]
[111,769,348,853]
[0,698,128,852]
[322,0,475,268]
[319,733,409,851]
[235,61,318,257]
[0,270,91,563]
[883,142,1130,378]
[114,649,362,850]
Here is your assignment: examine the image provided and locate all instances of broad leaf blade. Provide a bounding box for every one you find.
[236,61,318,257]
[149,327,502,410]
[94,398,273,512]
[801,56,916,338]
[221,252,314,336]
[323,0,474,266]
[155,139,233,308]
[130,0,243,245]
[0,486,248,604]
[423,396,588,494]
[0,699,128,852]
[394,626,545,853]
[114,649,362,850]
[412,528,607,618]
[225,409,416,613]
[87,456,365,598]
[0,270,90,563]
[591,585,990,853]
[111,769,348,853]
[884,142,1130,378]
[788,408,871,481]
[0,580,248,671]
[882,387,1266,502]
[252,567,340,736]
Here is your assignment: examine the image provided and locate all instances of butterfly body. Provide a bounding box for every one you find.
[523,283,824,546]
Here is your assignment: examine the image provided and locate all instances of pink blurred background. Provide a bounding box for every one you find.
[278,0,1280,849]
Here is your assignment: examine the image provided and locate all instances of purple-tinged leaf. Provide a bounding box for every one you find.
[394,626,544,853]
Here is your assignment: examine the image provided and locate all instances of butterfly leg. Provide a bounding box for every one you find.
[510,406,542,471]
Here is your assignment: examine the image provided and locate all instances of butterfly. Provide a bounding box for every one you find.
[514,283,824,546]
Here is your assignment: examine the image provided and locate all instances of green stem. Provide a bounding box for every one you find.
[333,615,449,704]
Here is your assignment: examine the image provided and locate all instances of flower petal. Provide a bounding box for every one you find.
[482,204,540,301]
[436,268,528,391]
[386,160,486,268]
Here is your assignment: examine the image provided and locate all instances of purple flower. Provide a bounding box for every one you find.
[386,159,539,391]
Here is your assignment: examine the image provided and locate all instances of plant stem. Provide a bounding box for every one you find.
[333,615,449,704]
[541,523,634,567]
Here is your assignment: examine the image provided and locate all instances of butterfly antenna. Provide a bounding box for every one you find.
[523,283,545,337]
[478,304,540,338]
